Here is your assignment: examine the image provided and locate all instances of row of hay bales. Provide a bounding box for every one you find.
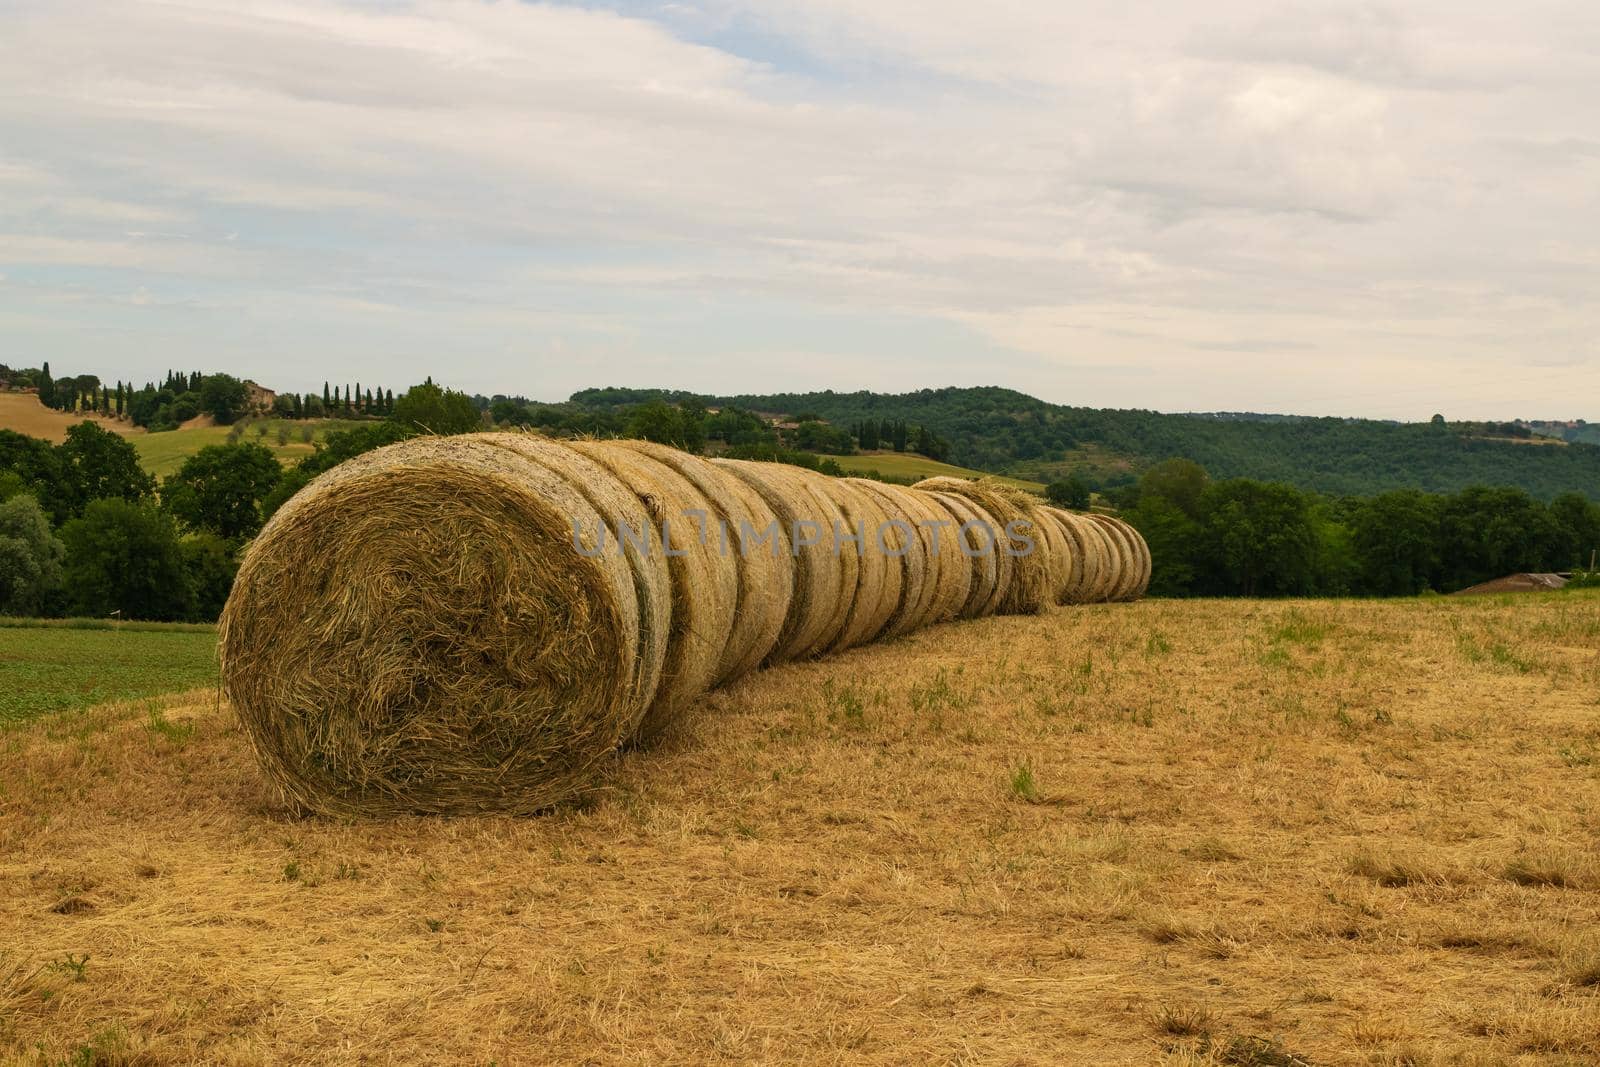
[219,434,1149,817]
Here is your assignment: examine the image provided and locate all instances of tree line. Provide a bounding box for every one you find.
[0,380,476,621]
[689,386,1600,502]
[2,362,401,432]
[5,374,1596,619]
[1118,459,1600,597]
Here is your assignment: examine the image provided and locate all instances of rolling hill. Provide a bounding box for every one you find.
[698,387,1600,499]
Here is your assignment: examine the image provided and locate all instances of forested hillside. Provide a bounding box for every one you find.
[663,387,1599,500]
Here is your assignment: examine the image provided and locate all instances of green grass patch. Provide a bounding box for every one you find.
[131,418,370,478]
[0,623,218,727]
[829,451,1044,492]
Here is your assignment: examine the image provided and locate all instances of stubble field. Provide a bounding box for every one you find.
[2,592,1597,1064]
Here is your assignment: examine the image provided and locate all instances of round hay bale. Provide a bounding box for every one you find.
[1093,515,1149,601]
[848,479,939,638]
[1085,514,1133,602]
[1031,502,1073,607]
[614,440,793,683]
[218,434,668,817]
[712,459,852,661]
[815,477,899,651]
[480,435,673,684]
[570,441,737,742]
[919,491,975,625]
[1078,513,1121,603]
[1039,507,1081,605]
[1048,508,1099,604]
[911,477,1045,613]
[923,490,1002,618]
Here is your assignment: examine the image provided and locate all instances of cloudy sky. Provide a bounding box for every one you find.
[2,1,1597,419]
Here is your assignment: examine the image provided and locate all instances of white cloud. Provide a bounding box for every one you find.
[0,0,1596,417]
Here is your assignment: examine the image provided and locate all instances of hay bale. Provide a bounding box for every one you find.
[911,477,1049,614]
[1079,514,1121,602]
[712,459,853,661]
[1031,503,1074,606]
[614,440,792,683]
[920,493,975,625]
[1085,514,1133,602]
[1093,515,1149,601]
[1036,507,1079,604]
[923,490,1002,618]
[218,435,669,817]
[1048,508,1100,604]
[848,479,940,638]
[815,477,900,650]
[570,441,736,741]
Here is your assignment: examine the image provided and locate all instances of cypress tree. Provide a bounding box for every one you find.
[323,382,331,408]
[38,361,54,407]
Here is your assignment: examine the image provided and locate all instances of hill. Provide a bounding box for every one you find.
[698,387,1600,499]
[0,392,138,444]
[3,592,1597,1062]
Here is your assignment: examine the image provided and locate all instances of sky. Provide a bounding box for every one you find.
[2,1,1597,420]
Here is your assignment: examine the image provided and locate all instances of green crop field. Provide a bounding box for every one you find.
[0,620,219,727]
[131,418,369,478]
[830,451,1045,492]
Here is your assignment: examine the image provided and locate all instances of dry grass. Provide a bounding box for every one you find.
[5,592,1599,1063]
[0,392,137,444]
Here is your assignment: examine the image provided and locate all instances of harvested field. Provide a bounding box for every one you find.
[5,592,1598,1064]
[0,393,135,444]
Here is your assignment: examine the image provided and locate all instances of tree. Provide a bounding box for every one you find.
[490,399,532,426]
[1138,459,1209,519]
[1549,491,1600,570]
[323,381,331,409]
[391,380,482,435]
[59,500,194,620]
[161,443,284,541]
[38,361,54,408]
[0,494,65,616]
[1349,490,1442,596]
[1196,480,1317,596]
[59,421,155,515]
[1045,476,1091,509]
[858,419,880,450]
[791,420,852,455]
[1437,487,1567,589]
[181,532,238,620]
[1125,495,1200,597]
[199,373,250,424]
[0,429,69,522]
[624,399,704,453]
